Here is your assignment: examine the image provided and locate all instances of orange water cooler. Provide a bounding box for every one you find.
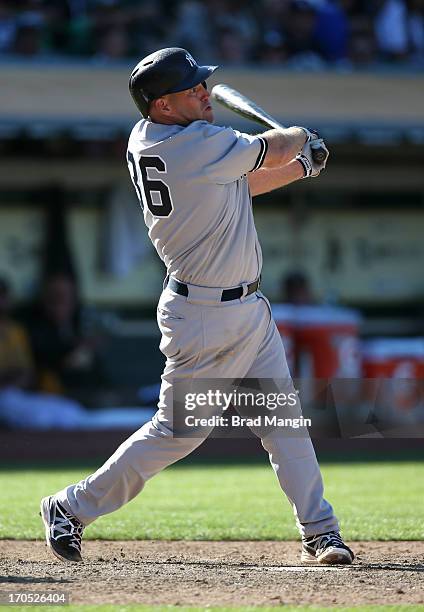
[294,306,362,379]
[273,305,362,421]
[362,338,424,423]
[294,306,362,417]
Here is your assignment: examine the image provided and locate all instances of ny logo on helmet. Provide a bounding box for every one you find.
[185,53,196,67]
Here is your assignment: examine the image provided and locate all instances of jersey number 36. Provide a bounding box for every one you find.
[127,152,174,217]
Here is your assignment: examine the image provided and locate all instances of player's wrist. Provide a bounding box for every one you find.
[291,159,307,180]
[295,153,313,178]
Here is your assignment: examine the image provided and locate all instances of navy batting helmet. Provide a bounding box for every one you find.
[129,48,218,117]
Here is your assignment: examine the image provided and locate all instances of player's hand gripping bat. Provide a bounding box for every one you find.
[211,83,327,164]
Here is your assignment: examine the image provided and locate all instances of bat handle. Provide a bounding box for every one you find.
[310,144,327,164]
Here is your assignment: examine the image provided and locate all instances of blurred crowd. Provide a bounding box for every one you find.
[0,0,423,68]
[0,273,157,430]
[0,272,104,393]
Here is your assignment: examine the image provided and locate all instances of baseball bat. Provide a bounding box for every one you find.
[211,83,327,164]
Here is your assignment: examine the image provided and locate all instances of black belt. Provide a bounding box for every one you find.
[167,276,260,302]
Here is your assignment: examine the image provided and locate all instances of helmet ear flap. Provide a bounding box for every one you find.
[129,76,150,117]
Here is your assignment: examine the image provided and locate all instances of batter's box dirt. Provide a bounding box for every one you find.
[1,540,423,607]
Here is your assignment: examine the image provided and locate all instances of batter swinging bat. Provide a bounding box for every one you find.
[211,83,327,164]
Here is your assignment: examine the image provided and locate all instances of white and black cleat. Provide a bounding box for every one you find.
[40,496,84,562]
[301,531,354,565]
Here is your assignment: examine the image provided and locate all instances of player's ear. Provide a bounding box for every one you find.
[153,96,172,115]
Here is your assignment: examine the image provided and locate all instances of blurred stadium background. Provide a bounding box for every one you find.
[1,0,424,461]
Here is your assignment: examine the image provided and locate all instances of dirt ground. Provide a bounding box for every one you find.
[1,540,423,607]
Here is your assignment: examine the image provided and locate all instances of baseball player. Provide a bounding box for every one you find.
[41,48,354,566]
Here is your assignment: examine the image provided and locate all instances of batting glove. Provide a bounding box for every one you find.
[294,126,320,142]
[296,137,329,178]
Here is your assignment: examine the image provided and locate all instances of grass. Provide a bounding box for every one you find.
[0,461,423,541]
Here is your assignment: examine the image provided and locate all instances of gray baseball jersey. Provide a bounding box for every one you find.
[127,119,267,287]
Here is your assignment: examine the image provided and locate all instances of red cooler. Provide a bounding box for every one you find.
[362,338,424,414]
[362,338,424,379]
[294,306,362,379]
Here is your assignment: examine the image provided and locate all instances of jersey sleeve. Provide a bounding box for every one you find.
[190,122,268,184]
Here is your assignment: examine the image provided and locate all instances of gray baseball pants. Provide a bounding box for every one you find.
[56,284,339,537]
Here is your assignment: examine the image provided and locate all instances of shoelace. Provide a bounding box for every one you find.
[52,505,84,552]
[306,531,344,553]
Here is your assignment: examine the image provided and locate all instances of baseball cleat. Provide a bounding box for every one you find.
[40,496,84,562]
[301,531,354,565]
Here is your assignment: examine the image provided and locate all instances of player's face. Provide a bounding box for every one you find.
[167,83,214,125]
